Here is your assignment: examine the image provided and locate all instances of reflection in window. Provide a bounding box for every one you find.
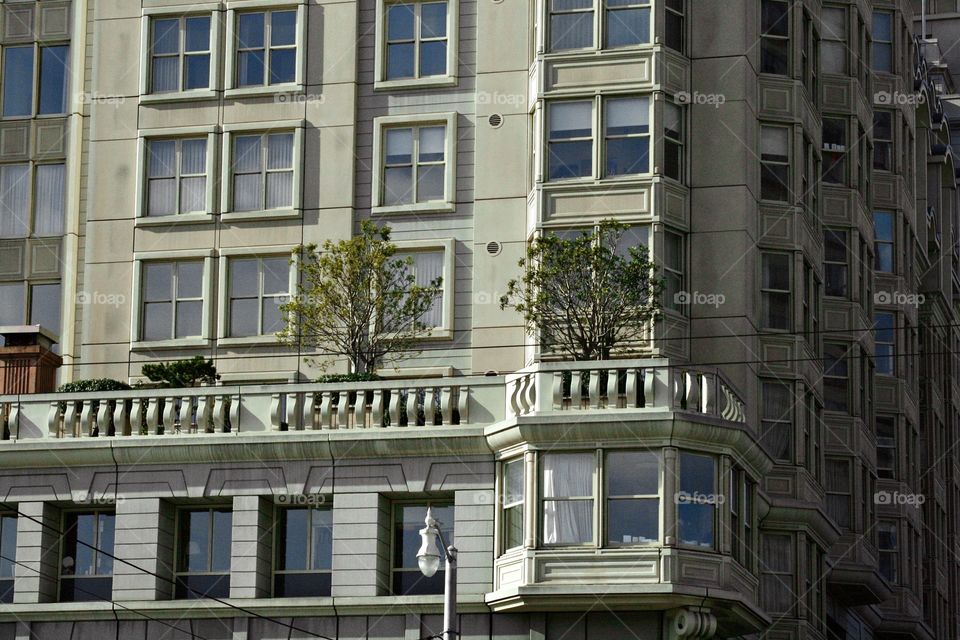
[151,16,211,93]
[30,283,61,337]
[604,97,649,176]
[141,261,204,341]
[606,451,659,545]
[175,508,232,599]
[275,506,332,597]
[872,11,893,73]
[874,211,895,272]
[664,102,683,181]
[229,256,289,337]
[542,452,594,544]
[392,502,453,595]
[236,10,297,87]
[59,511,115,602]
[677,452,715,548]
[382,125,447,205]
[0,514,15,604]
[386,1,448,80]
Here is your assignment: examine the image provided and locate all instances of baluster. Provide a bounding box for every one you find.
[371,390,385,428]
[303,392,316,430]
[64,401,79,438]
[625,369,638,408]
[270,393,284,430]
[212,396,228,432]
[672,371,685,409]
[47,402,60,438]
[178,396,193,433]
[440,387,453,425]
[95,401,111,437]
[131,398,146,435]
[7,404,18,439]
[113,399,130,436]
[79,401,94,437]
[161,397,177,434]
[197,396,213,433]
[457,386,468,424]
[319,391,334,429]
[685,372,701,412]
[286,393,302,431]
[228,395,240,432]
[390,388,404,427]
[406,388,419,426]
[588,370,601,409]
[146,398,161,435]
[642,368,655,407]
[702,374,717,415]
[574,370,586,408]
[353,390,366,428]
[553,372,564,409]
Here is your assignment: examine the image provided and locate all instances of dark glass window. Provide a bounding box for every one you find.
[605,0,650,48]
[548,101,593,180]
[824,229,849,297]
[664,0,684,52]
[760,126,790,201]
[677,453,715,548]
[2,47,34,117]
[150,16,212,93]
[874,211,895,273]
[392,502,453,595]
[236,10,297,87]
[873,111,893,171]
[761,0,790,75]
[872,11,893,73]
[175,508,232,599]
[606,451,659,546]
[874,312,895,375]
[386,1,448,79]
[761,252,791,330]
[822,117,847,184]
[59,511,115,602]
[823,343,849,412]
[0,514,15,603]
[275,506,332,597]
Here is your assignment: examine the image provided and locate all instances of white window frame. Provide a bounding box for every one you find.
[372,112,457,215]
[374,0,459,91]
[224,1,306,97]
[131,249,215,349]
[135,126,219,225]
[140,5,222,103]
[392,237,455,339]
[221,120,304,221]
[217,246,298,346]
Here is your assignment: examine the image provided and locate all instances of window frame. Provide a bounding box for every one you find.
[58,509,116,603]
[820,5,848,76]
[760,251,792,331]
[136,128,219,225]
[0,41,70,119]
[0,512,14,604]
[873,210,896,273]
[0,160,68,238]
[761,379,794,463]
[604,449,661,547]
[390,500,454,595]
[131,250,215,349]
[760,124,791,202]
[872,10,894,74]
[375,0,459,90]
[874,311,896,376]
[173,506,233,600]
[823,342,850,413]
[272,504,333,598]
[221,121,304,221]
[140,8,221,102]
[873,110,894,172]
[543,0,654,54]
[372,112,458,214]
[760,0,791,76]
[392,237,456,339]
[823,228,849,298]
[224,2,306,96]
[499,457,526,554]
[822,116,848,185]
[217,246,298,346]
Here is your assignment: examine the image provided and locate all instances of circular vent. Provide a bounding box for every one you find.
[488,113,504,128]
[486,241,503,256]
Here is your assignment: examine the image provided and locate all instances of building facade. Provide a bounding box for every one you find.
[0,0,959,638]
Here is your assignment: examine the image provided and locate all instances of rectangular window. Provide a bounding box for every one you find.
[2,47,34,117]
[175,508,232,599]
[228,256,290,337]
[150,16,212,93]
[501,458,525,552]
[141,261,204,341]
[147,138,208,216]
[820,7,847,74]
[872,11,893,73]
[760,534,794,613]
[760,126,790,201]
[664,102,684,182]
[2,44,69,118]
[392,502,453,595]
[605,0,650,48]
[822,117,847,184]
[59,511,115,603]
[874,211,895,272]
[0,163,66,238]
[823,342,849,412]
[761,0,790,75]
[606,451,659,546]
[0,513,15,604]
[604,97,650,176]
[874,311,895,375]
[232,132,295,212]
[878,521,898,583]
[825,458,851,528]
[236,10,297,87]
[274,506,332,597]
[677,452,715,548]
[874,111,893,171]
[824,229,848,297]
[548,101,593,180]
[876,416,897,480]
[663,231,684,312]
[761,380,793,463]
[548,0,652,51]
[386,1,448,79]
[395,250,444,328]
[541,452,595,545]
[664,0,684,52]
[549,0,594,51]
[0,284,25,327]
[30,283,61,337]
[761,252,791,330]
[382,125,447,205]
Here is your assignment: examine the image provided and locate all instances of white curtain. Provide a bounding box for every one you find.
[414,251,444,327]
[542,453,594,544]
[33,164,65,236]
[418,126,445,162]
[0,164,29,237]
[551,1,593,50]
[179,138,207,213]
[266,172,293,209]
[148,141,176,216]
[233,135,262,211]
[605,97,649,133]
[550,101,591,137]
[761,126,788,158]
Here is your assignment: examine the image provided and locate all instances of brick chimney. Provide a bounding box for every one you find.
[0,326,62,394]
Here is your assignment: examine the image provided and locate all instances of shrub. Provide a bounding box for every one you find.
[57,379,132,394]
[315,372,382,384]
[141,356,219,388]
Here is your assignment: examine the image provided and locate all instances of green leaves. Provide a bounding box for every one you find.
[141,356,219,388]
[500,220,663,360]
[278,221,442,374]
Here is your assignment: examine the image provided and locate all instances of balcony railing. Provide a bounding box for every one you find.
[0,360,747,442]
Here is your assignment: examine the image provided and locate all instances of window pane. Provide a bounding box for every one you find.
[385,129,414,164]
[144,263,173,302]
[184,55,210,90]
[762,253,790,290]
[607,451,658,495]
[421,3,447,38]
[237,51,265,86]
[270,49,296,84]
[417,165,445,201]
[761,0,789,36]
[266,172,293,209]
[142,302,171,340]
[185,17,210,51]
[177,262,203,298]
[152,19,180,54]
[262,257,289,295]
[267,134,294,169]
[230,258,259,298]
[551,12,593,51]
[504,459,524,505]
[605,98,649,135]
[96,515,115,575]
[271,11,297,46]
[607,6,649,47]
[210,511,232,572]
[387,4,415,40]
[39,46,69,115]
[238,13,265,48]
[176,300,202,337]
[678,453,715,548]
[149,141,177,178]
[384,167,413,205]
[34,164,65,236]
[310,508,333,570]
[0,516,16,580]
[2,47,34,117]
[0,165,30,237]
[419,40,447,76]
[152,57,179,94]
[279,508,308,570]
[607,499,658,545]
[387,43,415,79]
[30,283,60,336]
[542,453,594,544]
[230,299,259,337]
[551,102,592,138]
[0,284,24,326]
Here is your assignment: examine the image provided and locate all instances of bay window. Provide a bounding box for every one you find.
[664,102,684,182]
[822,117,847,184]
[874,111,893,172]
[760,126,790,202]
[231,132,295,212]
[878,521,898,583]
[235,9,297,87]
[1,44,69,118]
[761,252,791,330]
[820,7,847,75]
[146,138,208,216]
[761,380,793,463]
[604,97,649,176]
[662,231,684,312]
[606,451,659,546]
[548,101,593,180]
[0,282,60,335]
[876,416,897,480]
[760,0,790,75]
[872,11,893,73]
[0,163,65,238]
[501,458,525,552]
[150,16,212,93]
[549,0,594,51]
[605,0,650,48]
[760,534,794,613]
[874,311,895,375]
[824,229,849,297]
[548,0,651,51]
[823,342,849,412]
[874,211,895,272]
[677,453,716,548]
[542,452,595,545]
[825,458,851,528]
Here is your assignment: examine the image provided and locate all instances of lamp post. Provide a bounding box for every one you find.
[416,507,458,640]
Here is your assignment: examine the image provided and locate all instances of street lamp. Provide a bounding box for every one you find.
[417,507,458,640]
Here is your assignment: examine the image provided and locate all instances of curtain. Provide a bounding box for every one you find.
[0,164,30,237]
[760,534,794,613]
[550,101,591,138]
[180,137,208,213]
[148,141,176,216]
[414,251,444,327]
[550,2,593,51]
[542,453,594,544]
[34,164,65,236]
[605,97,649,135]
[418,126,445,162]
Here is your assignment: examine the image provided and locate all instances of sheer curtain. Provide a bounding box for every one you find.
[148,140,176,216]
[266,133,294,209]
[179,138,207,213]
[542,453,594,544]
[550,1,593,50]
[233,135,262,212]
[33,164,65,236]
[414,251,443,327]
[0,164,29,237]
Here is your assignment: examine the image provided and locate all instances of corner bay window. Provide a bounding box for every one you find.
[236,10,297,87]
[823,342,850,412]
[548,0,651,52]
[606,451,659,546]
[822,117,847,184]
[761,252,791,330]
[761,380,793,463]
[141,261,204,341]
[501,459,525,551]
[874,111,893,172]
[760,0,790,75]
[677,452,715,548]
[760,126,790,202]
[2,44,69,117]
[872,11,894,73]
[824,229,849,297]
[874,211,895,272]
[542,452,594,545]
[386,1,448,80]
[392,502,453,595]
[664,102,684,182]
[59,511,115,602]
[175,507,232,599]
[874,311,895,375]
[275,506,332,597]
[820,7,847,75]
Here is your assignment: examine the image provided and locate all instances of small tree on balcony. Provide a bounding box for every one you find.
[278,221,442,375]
[500,220,663,360]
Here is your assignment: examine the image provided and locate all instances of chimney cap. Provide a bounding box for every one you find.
[0,325,59,350]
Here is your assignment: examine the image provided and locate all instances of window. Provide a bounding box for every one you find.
[605,451,659,546]
[677,453,715,548]
[0,514,15,604]
[760,0,790,75]
[662,231,684,312]
[146,139,208,216]
[664,0,684,52]
[382,125,447,205]
[823,343,849,412]
[0,282,61,336]
[803,260,820,345]
[760,126,790,202]
[140,261,204,341]
[1,44,69,117]
[175,508,232,599]
[392,502,453,595]
[606,0,650,48]
[825,458,851,528]
[385,1,448,79]
[874,312,895,375]
[150,16,212,93]
[59,511,115,603]
[0,163,66,238]
[874,211,895,272]
[761,252,791,330]
[824,229,848,297]
[761,380,793,463]
[604,97,649,176]
[876,416,897,480]
[395,250,444,328]
[822,117,847,184]
[872,11,893,73]
[228,256,289,337]
[874,111,893,172]
[541,452,595,545]
[760,534,794,613]
[235,10,297,87]
[274,506,332,597]
[664,102,684,182]
[501,458,525,552]
[549,0,594,51]
[802,11,819,97]
[820,7,847,75]
[878,521,898,583]
[231,132,295,212]
[548,101,593,180]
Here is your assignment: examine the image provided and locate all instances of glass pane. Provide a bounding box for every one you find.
[179,177,206,214]
[421,3,447,38]
[385,129,414,164]
[177,262,203,298]
[0,284,24,326]
[2,47,34,117]
[270,49,296,84]
[384,167,413,205]
[607,451,658,495]
[148,179,176,216]
[175,300,202,337]
[551,12,594,51]
[874,211,894,241]
[762,253,790,290]
[504,505,523,549]
[184,511,209,572]
[543,500,593,544]
[542,453,594,499]
[185,17,211,51]
[607,499,658,544]
[504,459,524,505]
[387,43,415,79]
[152,57,179,93]
[550,101,592,138]
[181,139,207,175]
[184,54,210,90]
[419,41,447,76]
[387,4,415,40]
[234,174,263,211]
[97,515,115,575]
[310,508,333,570]
[761,127,788,160]
[238,13,265,49]
[237,50,265,86]
[152,19,180,54]
[230,298,258,337]
[235,134,264,165]
[281,508,308,571]
[39,46,69,115]
[262,257,289,295]
[419,127,445,162]
[417,165,445,201]
[73,514,96,576]
[606,7,649,47]
[142,302,172,341]
[261,298,284,333]
[606,97,648,135]
[549,140,593,179]
[821,8,845,40]
[606,137,648,175]
[149,140,177,178]
[211,511,232,573]
[230,259,259,297]
[680,452,715,494]
[271,11,297,46]
[761,38,789,75]
[0,516,15,579]
[761,0,789,36]
[33,164,66,236]
[29,283,60,336]
[267,134,294,169]
[873,12,892,41]
[0,165,30,237]
[144,263,173,302]
[266,172,293,209]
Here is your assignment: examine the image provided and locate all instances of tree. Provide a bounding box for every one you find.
[278,221,442,374]
[500,221,663,360]
[141,356,219,388]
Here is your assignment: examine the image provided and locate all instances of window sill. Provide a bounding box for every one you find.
[131,339,211,351]
[374,76,459,92]
[135,213,216,227]
[372,202,456,216]
[140,90,218,104]
[220,209,300,223]
[541,45,654,60]
[217,336,283,347]
[224,84,302,100]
